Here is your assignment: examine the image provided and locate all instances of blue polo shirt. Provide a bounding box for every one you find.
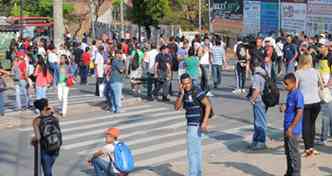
[284,89,304,136]
[283,43,298,62]
[181,86,206,126]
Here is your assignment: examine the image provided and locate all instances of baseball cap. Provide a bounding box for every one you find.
[105,128,120,138]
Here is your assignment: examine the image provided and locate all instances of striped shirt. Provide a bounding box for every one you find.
[211,46,225,65]
[182,87,207,126]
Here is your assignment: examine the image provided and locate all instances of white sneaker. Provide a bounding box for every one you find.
[232,89,241,95]
[206,92,214,97]
[241,89,247,94]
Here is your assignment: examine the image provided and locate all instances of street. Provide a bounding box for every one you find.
[0,70,331,176]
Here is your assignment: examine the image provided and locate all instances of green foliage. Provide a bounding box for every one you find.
[8,0,74,17]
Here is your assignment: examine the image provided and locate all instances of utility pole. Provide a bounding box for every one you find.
[20,0,23,39]
[278,0,281,35]
[90,0,96,40]
[53,0,65,47]
[208,0,213,33]
[120,0,124,39]
[199,0,202,32]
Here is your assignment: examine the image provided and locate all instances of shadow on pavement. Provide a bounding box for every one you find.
[135,163,185,176]
[210,161,275,176]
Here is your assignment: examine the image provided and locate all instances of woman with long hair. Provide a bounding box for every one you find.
[34,55,51,100]
[57,54,73,117]
[295,53,322,157]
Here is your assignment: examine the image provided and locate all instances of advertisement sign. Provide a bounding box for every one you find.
[281,2,307,33]
[243,0,261,34]
[260,1,279,34]
[212,0,243,32]
[307,0,332,35]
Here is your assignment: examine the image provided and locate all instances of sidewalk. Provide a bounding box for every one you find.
[132,131,332,176]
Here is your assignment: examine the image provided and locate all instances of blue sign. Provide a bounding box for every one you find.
[260,2,279,34]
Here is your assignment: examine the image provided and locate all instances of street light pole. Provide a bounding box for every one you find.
[199,0,202,32]
[208,0,213,33]
[278,0,281,35]
[90,0,96,40]
[20,0,23,39]
[120,0,124,39]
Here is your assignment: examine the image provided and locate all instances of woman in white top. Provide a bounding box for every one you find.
[295,54,322,157]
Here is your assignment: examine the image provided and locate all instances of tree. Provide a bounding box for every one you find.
[129,0,171,40]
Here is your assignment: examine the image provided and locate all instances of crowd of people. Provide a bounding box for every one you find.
[0,30,331,176]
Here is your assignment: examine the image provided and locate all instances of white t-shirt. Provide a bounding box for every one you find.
[38,47,46,57]
[95,52,104,78]
[100,142,120,173]
[200,47,210,65]
[91,45,98,61]
[147,49,159,74]
[48,52,59,64]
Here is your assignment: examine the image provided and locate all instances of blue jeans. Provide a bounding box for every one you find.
[15,80,29,110]
[187,125,202,176]
[211,64,221,87]
[41,151,57,176]
[92,158,115,176]
[36,86,47,100]
[49,63,59,86]
[321,92,332,141]
[286,62,295,73]
[110,82,123,113]
[0,92,4,113]
[252,101,267,144]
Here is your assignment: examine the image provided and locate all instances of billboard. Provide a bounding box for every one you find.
[212,0,243,32]
[260,0,279,34]
[307,0,332,35]
[281,1,307,34]
[243,0,261,34]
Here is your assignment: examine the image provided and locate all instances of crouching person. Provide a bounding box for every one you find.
[88,128,134,176]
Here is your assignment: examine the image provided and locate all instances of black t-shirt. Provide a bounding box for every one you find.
[250,47,265,65]
[155,53,172,72]
[73,48,83,64]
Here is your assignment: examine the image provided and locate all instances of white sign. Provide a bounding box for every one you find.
[281,3,307,34]
[243,1,261,34]
[307,0,332,35]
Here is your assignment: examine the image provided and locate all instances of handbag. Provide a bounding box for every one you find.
[66,76,74,88]
[319,87,332,103]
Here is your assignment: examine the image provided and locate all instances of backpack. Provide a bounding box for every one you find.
[39,114,62,155]
[192,87,215,119]
[131,50,140,71]
[113,142,135,173]
[256,70,280,107]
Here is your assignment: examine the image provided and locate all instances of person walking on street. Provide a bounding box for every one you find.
[34,55,52,100]
[248,60,268,150]
[95,46,105,97]
[0,68,10,116]
[211,39,226,88]
[145,43,159,101]
[198,37,212,95]
[57,55,73,117]
[175,73,212,176]
[31,98,62,176]
[81,47,91,85]
[153,45,172,102]
[283,35,299,73]
[184,47,201,86]
[47,44,60,87]
[280,73,303,176]
[109,50,126,113]
[295,54,321,157]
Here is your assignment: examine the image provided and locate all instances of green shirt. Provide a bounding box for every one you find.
[59,65,68,84]
[184,56,200,79]
[131,49,144,65]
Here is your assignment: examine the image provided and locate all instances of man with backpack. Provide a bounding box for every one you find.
[247,59,279,150]
[31,98,62,176]
[175,73,213,176]
[88,128,133,176]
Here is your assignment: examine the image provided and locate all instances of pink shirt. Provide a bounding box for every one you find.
[34,66,48,87]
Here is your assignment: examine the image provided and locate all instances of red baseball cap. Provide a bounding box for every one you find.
[105,128,119,138]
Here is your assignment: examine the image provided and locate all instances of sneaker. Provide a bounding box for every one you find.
[232,89,241,95]
[162,97,170,102]
[241,89,247,94]
[206,92,214,97]
[317,140,328,146]
[250,142,267,150]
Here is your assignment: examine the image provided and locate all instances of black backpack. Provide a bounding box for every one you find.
[39,114,62,155]
[256,70,280,107]
[131,50,140,71]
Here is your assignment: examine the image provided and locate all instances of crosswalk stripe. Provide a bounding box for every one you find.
[149,111,184,117]
[62,113,182,141]
[135,125,252,167]
[76,123,188,155]
[18,104,153,131]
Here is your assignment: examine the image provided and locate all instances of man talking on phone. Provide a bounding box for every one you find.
[175,73,212,176]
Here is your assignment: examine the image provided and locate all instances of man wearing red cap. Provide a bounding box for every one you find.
[87,128,121,176]
[12,51,30,110]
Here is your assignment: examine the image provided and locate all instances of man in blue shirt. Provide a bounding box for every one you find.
[283,35,299,73]
[280,73,303,176]
[175,73,212,176]
[110,50,125,113]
